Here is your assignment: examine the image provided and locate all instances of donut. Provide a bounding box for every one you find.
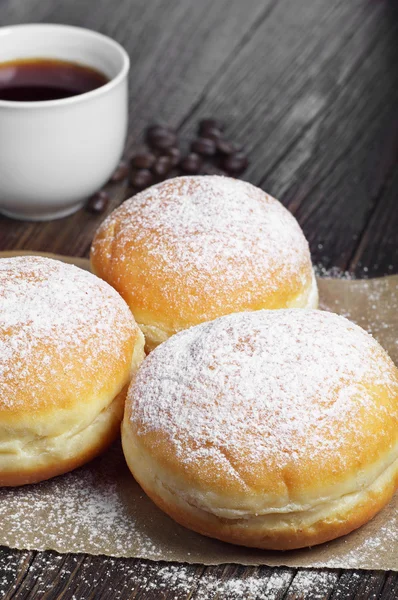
[122,309,398,550]
[91,175,318,351]
[0,256,145,486]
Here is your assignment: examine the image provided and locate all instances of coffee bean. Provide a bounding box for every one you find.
[86,190,109,214]
[191,137,216,157]
[110,160,129,183]
[221,151,249,175]
[200,126,222,142]
[149,131,177,150]
[138,118,248,181]
[131,152,156,170]
[147,124,163,136]
[131,168,154,189]
[146,124,175,137]
[180,153,202,174]
[147,126,177,150]
[216,139,237,156]
[200,163,224,176]
[199,118,224,134]
[153,156,173,177]
[166,147,181,167]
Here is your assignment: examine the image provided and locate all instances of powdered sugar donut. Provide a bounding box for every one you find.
[0,256,145,486]
[91,176,317,351]
[122,309,398,550]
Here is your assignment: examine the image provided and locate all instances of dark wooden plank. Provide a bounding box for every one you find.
[6,559,330,600]
[0,0,272,256]
[178,0,398,272]
[353,571,389,600]
[1,0,397,271]
[0,548,33,600]
[0,0,274,147]
[283,569,340,599]
[0,0,397,599]
[379,572,398,600]
[349,165,398,277]
[329,571,364,600]
[2,555,398,600]
[5,553,83,600]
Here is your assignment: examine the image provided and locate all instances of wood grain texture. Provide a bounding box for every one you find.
[178,0,398,272]
[349,158,398,277]
[0,0,397,598]
[0,0,271,256]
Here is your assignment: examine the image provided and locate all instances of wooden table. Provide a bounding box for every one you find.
[0,0,397,597]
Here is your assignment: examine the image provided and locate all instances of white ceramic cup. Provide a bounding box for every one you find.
[0,24,129,221]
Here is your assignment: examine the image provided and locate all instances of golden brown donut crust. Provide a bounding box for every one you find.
[122,309,398,550]
[0,385,127,487]
[123,434,397,551]
[0,256,145,486]
[91,176,317,350]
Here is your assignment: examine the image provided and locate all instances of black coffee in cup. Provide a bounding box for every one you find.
[0,58,108,102]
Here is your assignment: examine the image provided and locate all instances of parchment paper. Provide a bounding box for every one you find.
[0,250,397,570]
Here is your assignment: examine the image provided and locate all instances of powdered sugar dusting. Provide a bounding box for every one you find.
[317,508,398,569]
[0,264,396,575]
[0,433,396,570]
[93,176,312,317]
[0,445,163,559]
[318,276,398,362]
[132,309,397,480]
[0,256,135,409]
[0,550,298,599]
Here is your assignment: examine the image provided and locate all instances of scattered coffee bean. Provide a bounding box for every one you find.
[200,163,224,176]
[165,146,181,167]
[147,126,177,150]
[149,131,177,150]
[180,153,202,174]
[221,151,249,175]
[191,137,217,157]
[87,119,249,209]
[216,139,237,156]
[125,119,249,191]
[110,160,129,183]
[131,168,154,189]
[146,124,174,138]
[200,126,222,142]
[199,118,224,134]
[86,190,109,214]
[153,156,173,177]
[131,152,156,170]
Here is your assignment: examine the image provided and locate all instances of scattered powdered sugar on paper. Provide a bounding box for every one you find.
[0,256,134,409]
[308,498,398,570]
[344,510,398,564]
[318,276,398,362]
[132,309,397,481]
[0,445,163,560]
[92,176,312,317]
[314,264,355,279]
[0,259,397,574]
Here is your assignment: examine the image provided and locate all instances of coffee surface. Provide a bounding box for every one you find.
[0,58,108,102]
